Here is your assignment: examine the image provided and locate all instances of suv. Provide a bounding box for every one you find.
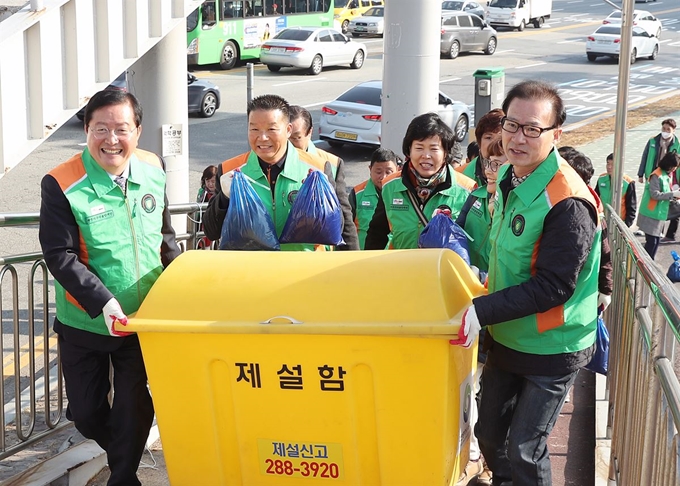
[440,11,498,59]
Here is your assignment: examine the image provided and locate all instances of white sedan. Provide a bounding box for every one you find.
[602,9,662,38]
[319,80,471,148]
[348,6,384,37]
[586,25,659,63]
[260,27,367,75]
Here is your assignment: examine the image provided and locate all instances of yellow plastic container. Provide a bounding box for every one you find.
[127,249,485,486]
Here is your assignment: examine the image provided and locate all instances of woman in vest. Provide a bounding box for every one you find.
[364,112,476,250]
[637,152,680,259]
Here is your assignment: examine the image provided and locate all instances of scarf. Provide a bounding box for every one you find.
[408,163,448,203]
[510,166,533,188]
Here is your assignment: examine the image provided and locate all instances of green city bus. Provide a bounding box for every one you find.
[187,0,334,69]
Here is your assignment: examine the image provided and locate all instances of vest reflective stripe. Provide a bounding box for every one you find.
[381,166,473,249]
[639,167,671,221]
[219,143,328,251]
[353,179,378,250]
[50,149,167,335]
[487,152,600,355]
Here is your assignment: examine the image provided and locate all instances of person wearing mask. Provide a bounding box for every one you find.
[595,153,637,228]
[349,148,400,249]
[636,152,680,260]
[203,94,358,250]
[364,112,476,250]
[451,80,601,485]
[39,89,180,486]
[638,119,679,242]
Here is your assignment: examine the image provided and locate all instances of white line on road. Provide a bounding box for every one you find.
[273,77,327,87]
[303,100,334,108]
[589,3,600,5]
[567,12,588,16]
[553,8,564,11]
[558,40,582,43]
[567,1,583,3]
[440,77,461,84]
[515,62,547,69]
[494,49,516,54]
[659,38,673,44]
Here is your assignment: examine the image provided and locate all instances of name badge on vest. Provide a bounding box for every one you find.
[391,198,408,211]
[361,200,372,207]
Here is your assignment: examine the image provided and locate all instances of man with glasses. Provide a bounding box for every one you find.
[451,80,600,485]
[39,89,180,486]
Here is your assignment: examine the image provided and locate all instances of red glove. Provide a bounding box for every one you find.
[449,305,480,348]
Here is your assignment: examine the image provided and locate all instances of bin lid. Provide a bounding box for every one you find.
[127,249,485,335]
[473,67,504,78]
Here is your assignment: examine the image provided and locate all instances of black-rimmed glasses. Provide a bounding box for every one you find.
[501,116,556,139]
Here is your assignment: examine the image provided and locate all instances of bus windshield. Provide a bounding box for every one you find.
[488,0,518,7]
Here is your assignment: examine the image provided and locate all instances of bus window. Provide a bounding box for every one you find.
[202,1,217,27]
[187,7,199,31]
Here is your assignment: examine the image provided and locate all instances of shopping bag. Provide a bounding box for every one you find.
[418,212,471,265]
[667,250,680,283]
[219,170,280,250]
[279,170,344,245]
[585,313,609,375]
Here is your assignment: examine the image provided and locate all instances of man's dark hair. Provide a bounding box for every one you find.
[84,89,142,127]
[662,118,677,130]
[474,108,504,147]
[502,80,566,128]
[371,147,400,167]
[247,94,290,120]
[606,153,614,162]
[402,112,457,165]
[659,152,680,172]
[467,141,480,161]
[289,105,313,134]
[558,146,579,162]
[561,147,594,185]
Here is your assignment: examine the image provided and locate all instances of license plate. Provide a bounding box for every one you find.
[270,47,286,53]
[596,40,610,44]
[335,131,358,141]
[355,26,366,31]
[258,439,344,480]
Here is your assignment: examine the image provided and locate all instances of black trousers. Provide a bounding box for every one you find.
[58,331,154,486]
[666,217,678,239]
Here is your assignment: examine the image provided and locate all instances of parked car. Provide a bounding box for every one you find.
[77,72,221,119]
[586,25,659,63]
[347,6,385,37]
[602,9,662,38]
[440,11,498,59]
[442,0,486,20]
[260,27,367,75]
[318,80,470,148]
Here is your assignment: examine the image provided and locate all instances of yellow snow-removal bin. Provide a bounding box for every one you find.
[126,249,485,486]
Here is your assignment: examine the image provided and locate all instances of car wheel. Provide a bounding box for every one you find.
[350,50,365,69]
[341,20,349,33]
[199,92,218,118]
[309,55,323,75]
[648,44,658,60]
[219,41,238,70]
[630,47,637,64]
[485,37,497,55]
[328,140,344,149]
[533,16,544,28]
[517,19,525,31]
[587,53,597,62]
[447,40,460,59]
[267,65,281,72]
[453,114,469,142]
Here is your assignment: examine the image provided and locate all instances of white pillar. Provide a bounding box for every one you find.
[128,23,189,233]
[381,0,442,157]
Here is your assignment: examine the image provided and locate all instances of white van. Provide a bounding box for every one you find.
[485,0,552,31]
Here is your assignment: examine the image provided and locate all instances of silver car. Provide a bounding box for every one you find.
[318,80,471,148]
[442,0,486,20]
[440,12,498,59]
[259,27,367,75]
[348,6,385,37]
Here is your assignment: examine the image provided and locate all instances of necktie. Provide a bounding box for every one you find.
[114,176,127,195]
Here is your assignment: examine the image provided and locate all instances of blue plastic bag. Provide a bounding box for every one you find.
[667,251,680,283]
[279,170,344,246]
[219,170,280,250]
[418,212,471,265]
[585,314,609,375]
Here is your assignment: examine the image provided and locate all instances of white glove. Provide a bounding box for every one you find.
[470,265,481,280]
[672,191,680,199]
[102,298,131,337]
[449,305,481,349]
[598,292,611,312]
[220,171,234,198]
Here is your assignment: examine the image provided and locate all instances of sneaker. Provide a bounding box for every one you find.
[661,237,676,243]
[477,460,492,486]
[455,459,484,486]
[634,230,645,236]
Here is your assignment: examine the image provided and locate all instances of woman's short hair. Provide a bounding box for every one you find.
[402,112,456,165]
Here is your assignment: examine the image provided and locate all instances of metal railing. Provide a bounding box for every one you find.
[0,202,208,463]
[605,205,680,486]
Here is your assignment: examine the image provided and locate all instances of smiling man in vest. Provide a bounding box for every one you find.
[39,90,180,486]
[451,80,601,485]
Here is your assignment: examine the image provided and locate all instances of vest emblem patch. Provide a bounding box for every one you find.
[287,190,299,205]
[141,194,156,213]
[512,214,525,236]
